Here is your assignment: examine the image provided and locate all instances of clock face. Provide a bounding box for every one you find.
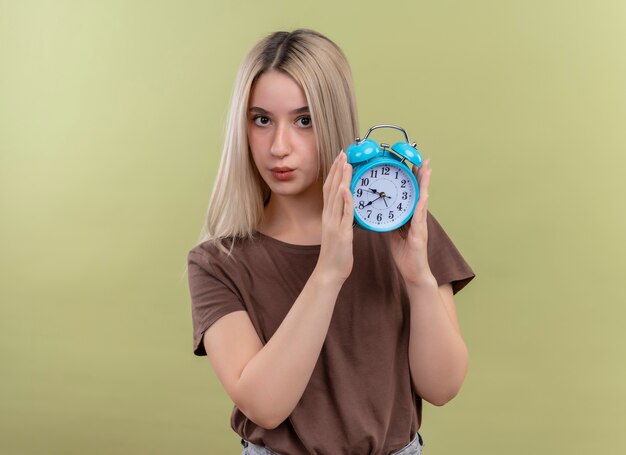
[352,162,418,231]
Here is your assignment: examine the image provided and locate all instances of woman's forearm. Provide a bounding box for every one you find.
[234,267,343,429]
[406,275,469,406]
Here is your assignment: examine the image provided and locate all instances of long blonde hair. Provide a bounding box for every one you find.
[197,29,359,253]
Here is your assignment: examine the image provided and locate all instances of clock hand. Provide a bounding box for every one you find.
[363,194,384,207]
[368,188,393,200]
[360,187,393,208]
[374,191,390,207]
[360,189,393,209]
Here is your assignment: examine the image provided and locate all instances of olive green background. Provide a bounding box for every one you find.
[1,1,624,454]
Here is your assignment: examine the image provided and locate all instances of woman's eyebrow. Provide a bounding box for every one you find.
[289,106,310,114]
[248,107,269,115]
[248,106,310,115]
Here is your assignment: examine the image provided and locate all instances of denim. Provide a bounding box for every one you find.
[240,432,424,455]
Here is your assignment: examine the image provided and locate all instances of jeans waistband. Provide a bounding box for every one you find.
[240,431,423,455]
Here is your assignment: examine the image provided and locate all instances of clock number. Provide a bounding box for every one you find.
[402,192,408,200]
[356,188,363,197]
[401,179,407,188]
[397,203,403,211]
[395,170,399,178]
[361,177,370,186]
[358,201,365,209]
[366,210,372,219]
[382,166,390,175]
[376,213,383,222]
[388,211,394,220]
[370,169,378,178]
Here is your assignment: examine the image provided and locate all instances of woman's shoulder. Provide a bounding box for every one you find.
[188,235,258,262]
[186,236,262,284]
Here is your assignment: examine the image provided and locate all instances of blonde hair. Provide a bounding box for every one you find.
[196,29,359,254]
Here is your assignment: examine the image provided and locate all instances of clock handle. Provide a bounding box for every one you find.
[357,124,415,147]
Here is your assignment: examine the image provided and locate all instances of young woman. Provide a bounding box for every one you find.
[187,29,475,455]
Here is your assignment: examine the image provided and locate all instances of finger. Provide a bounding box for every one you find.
[332,161,351,221]
[338,163,353,227]
[340,186,354,230]
[417,158,430,185]
[327,152,346,215]
[415,168,431,215]
[405,169,430,248]
[332,151,346,191]
[419,167,431,196]
[323,155,337,204]
[323,151,342,208]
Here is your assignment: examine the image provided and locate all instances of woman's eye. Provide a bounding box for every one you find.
[254,116,270,126]
[296,116,312,128]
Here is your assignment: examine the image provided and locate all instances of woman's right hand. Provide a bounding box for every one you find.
[317,151,354,283]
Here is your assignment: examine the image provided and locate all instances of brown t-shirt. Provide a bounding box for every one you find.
[187,211,475,455]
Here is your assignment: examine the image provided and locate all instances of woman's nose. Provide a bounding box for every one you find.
[270,124,290,158]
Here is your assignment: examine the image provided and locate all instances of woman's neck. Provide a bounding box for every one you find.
[257,188,324,246]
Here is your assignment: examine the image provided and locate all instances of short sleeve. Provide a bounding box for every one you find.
[187,249,246,356]
[426,211,475,294]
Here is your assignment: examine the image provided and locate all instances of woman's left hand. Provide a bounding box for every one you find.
[384,158,434,286]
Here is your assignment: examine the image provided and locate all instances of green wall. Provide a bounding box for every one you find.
[1,1,625,453]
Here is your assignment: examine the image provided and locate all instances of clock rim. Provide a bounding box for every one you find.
[350,157,419,232]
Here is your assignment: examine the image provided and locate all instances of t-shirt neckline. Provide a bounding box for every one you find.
[253,230,321,252]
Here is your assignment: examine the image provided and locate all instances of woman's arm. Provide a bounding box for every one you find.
[203,271,343,429]
[203,153,354,429]
[405,279,469,406]
[385,159,468,405]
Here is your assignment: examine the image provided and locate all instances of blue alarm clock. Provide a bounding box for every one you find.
[346,124,423,232]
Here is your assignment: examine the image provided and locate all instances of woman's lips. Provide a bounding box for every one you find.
[271,167,295,181]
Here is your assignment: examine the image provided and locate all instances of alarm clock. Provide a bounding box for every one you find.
[346,124,423,232]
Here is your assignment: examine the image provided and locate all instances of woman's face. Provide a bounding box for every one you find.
[247,70,320,199]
